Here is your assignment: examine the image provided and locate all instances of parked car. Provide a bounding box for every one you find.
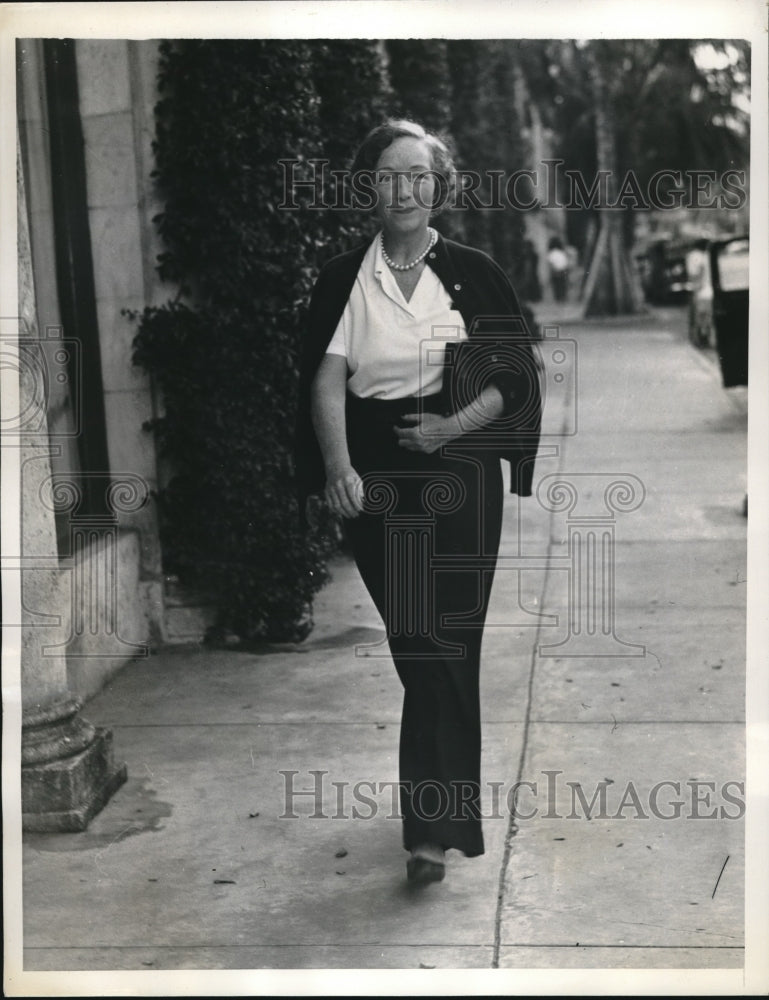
[710,235,749,387]
[639,238,692,304]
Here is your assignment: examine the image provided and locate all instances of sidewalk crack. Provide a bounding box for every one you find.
[491,405,569,968]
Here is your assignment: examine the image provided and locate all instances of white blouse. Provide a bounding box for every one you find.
[325,235,468,399]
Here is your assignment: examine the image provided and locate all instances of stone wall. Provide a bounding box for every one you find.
[18,39,169,702]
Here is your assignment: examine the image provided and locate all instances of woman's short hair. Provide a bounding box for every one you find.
[350,118,456,214]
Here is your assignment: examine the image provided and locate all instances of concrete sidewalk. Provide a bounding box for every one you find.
[22,307,746,972]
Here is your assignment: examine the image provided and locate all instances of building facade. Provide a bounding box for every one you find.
[16,38,206,830]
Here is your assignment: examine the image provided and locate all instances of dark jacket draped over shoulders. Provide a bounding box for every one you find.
[294,233,542,521]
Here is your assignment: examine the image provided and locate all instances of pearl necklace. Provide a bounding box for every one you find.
[380,228,437,271]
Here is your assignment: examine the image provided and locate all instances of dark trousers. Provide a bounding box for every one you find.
[344,391,503,856]
[551,268,568,302]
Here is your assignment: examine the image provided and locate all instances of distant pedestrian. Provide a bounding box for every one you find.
[686,238,712,347]
[547,236,569,302]
[296,119,542,884]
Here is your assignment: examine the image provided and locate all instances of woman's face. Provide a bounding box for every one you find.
[374,137,436,238]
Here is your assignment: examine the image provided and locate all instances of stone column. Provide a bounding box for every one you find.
[16,143,126,832]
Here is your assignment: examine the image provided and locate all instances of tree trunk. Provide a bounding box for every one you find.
[581,42,642,317]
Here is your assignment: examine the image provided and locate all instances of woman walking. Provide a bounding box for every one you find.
[296,120,541,883]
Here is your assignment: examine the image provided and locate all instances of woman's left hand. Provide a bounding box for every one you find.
[394,412,462,454]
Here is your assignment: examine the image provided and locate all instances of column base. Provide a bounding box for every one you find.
[539,633,646,658]
[22,725,127,833]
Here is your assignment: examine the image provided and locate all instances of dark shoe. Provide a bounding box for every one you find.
[406,855,446,884]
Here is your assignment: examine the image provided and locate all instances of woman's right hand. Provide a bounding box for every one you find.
[311,355,363,518]
[324,464,365,519]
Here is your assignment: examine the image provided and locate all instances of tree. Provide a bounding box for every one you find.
[446,40,528,282]
[581,40,642,316]
[385,40,453,133]
[310,40,393,258]
[521,38,750,315]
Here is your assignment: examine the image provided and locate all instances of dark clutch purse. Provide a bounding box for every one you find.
[438,325,542,445]
[435,318,542,496]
